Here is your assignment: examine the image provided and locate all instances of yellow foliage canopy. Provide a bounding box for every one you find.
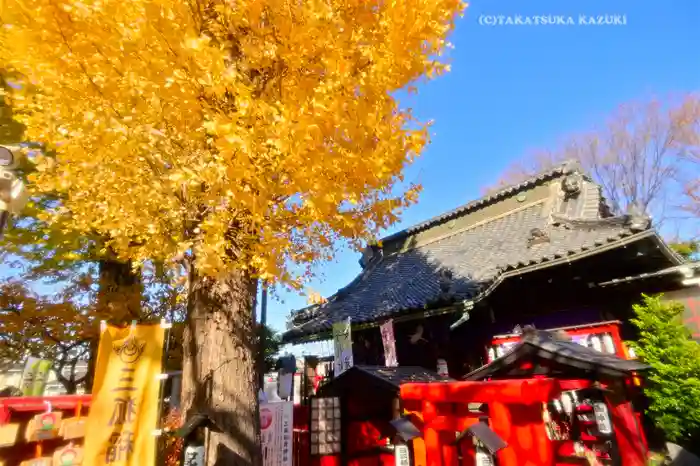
[0,280,94,362]
[2,0,465,285]
[0,265,185,363]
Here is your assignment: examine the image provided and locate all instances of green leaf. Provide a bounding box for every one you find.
[627,294,700,446]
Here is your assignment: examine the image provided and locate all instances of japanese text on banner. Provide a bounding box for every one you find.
[83,324,165,466]
[380,320,398,367]
[332,319,353,376]
[260,402,293,466]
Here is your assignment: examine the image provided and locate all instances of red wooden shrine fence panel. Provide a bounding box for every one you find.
[401,378,562,466]
[3,396,312,466]
[0,395,92,466]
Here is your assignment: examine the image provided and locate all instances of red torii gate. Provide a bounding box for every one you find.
[401,378,561,466]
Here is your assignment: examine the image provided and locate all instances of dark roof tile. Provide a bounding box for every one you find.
[382,160,586,243]
[283,164,657,342]
[333,365,454,390]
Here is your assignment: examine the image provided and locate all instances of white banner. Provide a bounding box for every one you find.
[183,446,205,466]
[264,373,281,402]
[332,318,353,376]
[395,444,410,466]
[380,320,398,367]
[260,402,293,466]
[278,372,294,399]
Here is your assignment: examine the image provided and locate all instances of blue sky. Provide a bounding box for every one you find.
[2,0,698,356]
[272,0,700,354]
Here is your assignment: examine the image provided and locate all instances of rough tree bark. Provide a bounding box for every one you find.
[84,256,143,392]
[181,267,261,466]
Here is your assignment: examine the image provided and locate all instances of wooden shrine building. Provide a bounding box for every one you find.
[281,161,696,378]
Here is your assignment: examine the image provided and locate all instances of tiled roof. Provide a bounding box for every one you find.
[381,159,607,243]
[282,162,671,343]
[331,365,454,390]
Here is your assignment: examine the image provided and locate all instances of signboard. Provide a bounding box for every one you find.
[293,373,302,405]
[487,322,622,363]
[380,320,398,367]
[475,448,494,466]
[332,318,353,376]
[82,324,165,466]
[593,402,612,435]
[183,446,205,466]
[260,402,293,466]
[395,444,410,466]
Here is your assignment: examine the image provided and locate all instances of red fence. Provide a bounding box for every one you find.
[0,395,91,466]
[1,395,311,466]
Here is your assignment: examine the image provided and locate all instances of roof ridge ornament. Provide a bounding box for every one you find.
[358,243,383,269]
[550,213,630,230]
[560,159,583,175]
[438,268,454,294]
[527,227,550,247]
[561,172,583,199]
[624,202,652,232]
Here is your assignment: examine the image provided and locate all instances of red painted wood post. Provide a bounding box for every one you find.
[422,401,441,466]
[607,398,647,466]
[488,402,518,466]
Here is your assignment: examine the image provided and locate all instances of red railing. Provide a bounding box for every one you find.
[1,395,312,466]
[0,395,91,466]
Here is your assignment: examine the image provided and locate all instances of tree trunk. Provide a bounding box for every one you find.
[181,268,261,466]
[63,380,78,395]
[96,256,143,319]
[55,356,80,394]
[85,257,143,392]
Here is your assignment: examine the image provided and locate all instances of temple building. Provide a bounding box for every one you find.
[282,161,696,378]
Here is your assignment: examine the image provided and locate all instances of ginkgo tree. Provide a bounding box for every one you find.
[0,264,186,393]
[0,278,99,394]
[0,71,24,144]
[2,0,466,463]
[1,68,149,390]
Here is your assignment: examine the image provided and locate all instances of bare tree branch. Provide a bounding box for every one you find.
[486,94,700,231]
[676,96,700,219]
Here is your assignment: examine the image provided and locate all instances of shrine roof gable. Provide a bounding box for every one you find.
[317,365,454,396]
[283,161,681,343]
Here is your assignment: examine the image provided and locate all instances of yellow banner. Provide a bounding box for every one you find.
[83,323,165,466]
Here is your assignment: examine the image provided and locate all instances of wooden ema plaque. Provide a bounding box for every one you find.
[0,422,20,447]
[19,459,52,466]
[25,411,63,442]
[52,445,84,466]
[58,418,86,441]
[0,395,91,466]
